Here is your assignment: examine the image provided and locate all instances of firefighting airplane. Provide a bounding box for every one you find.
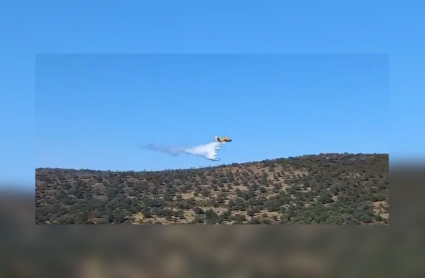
[215,135,232,143]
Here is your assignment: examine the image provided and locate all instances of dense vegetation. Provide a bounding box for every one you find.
[35,153,389,224]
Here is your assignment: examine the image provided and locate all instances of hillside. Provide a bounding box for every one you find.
[35,153,389,225]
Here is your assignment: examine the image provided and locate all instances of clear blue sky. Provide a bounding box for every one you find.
[36,54,388,171]
[0,0,424,190]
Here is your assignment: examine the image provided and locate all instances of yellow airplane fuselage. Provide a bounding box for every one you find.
[216,136,232,143]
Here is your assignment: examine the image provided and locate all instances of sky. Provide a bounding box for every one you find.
[36,54,388,172]
[0,0,424,190]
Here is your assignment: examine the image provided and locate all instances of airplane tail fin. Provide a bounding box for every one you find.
[215,135,220,142]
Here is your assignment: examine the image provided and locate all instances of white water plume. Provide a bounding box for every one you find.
[145,141,223,161]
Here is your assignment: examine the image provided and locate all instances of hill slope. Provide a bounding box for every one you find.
[35,153,389,224]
